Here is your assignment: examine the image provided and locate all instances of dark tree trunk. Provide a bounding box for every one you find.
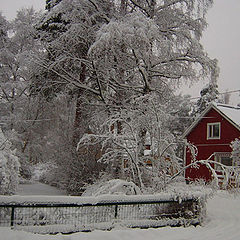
[72,63,87,147]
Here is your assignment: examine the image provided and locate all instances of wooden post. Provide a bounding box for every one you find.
[115,205,118,218]
[10,207,15,228]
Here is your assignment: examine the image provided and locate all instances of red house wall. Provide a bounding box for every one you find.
[185,108,240,181]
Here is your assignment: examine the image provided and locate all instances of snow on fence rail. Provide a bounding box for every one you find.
[0,193,208,234]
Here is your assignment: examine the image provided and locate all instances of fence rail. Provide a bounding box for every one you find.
[0,196,205,234]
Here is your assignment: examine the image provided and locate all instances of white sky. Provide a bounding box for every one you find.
[200,0,240,104]
[0,0,239,104]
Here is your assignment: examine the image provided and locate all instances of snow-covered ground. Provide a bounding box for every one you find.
[0,190,239,240]
[16,182,67,196]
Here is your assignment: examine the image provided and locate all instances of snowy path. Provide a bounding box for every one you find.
[16,182,67,196]
[1,191,240,240]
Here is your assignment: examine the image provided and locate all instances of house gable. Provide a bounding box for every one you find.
[187,107,240,146]
[183,103,240,139]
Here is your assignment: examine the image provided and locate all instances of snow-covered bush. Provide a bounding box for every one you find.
[231,138,240,166]
[0,129,20,195]
[82,179,141,196]
[34,162,68,190]
[230,138,240,189]
[31,162,53,182]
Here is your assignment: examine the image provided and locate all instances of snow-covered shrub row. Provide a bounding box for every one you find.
[0,129,20,195]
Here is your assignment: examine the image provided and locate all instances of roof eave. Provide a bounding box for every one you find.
[213,106,240,133]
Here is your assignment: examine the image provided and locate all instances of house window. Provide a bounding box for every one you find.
[207,122,220,139]
[214,152,232,171]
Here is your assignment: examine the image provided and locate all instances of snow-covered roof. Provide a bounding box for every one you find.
[216,104,240,127]
[183,103,240,138]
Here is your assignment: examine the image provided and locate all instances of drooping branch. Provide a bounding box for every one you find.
[87,0,111,23]
[33,58,100,96]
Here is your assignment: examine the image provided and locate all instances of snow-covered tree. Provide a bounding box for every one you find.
[33,0,218,107]
[192,82,219,117]
[89,1,218,103]
[0,128,20,195]
[0,8,41,131]
[0,13,8,47]
[167,94,193,136]
[231,138,240,167]
[0,9,43,180]
[78,93,187,190]
[192,59,219,117]
[32,0,115,146]
[46,0,63,10]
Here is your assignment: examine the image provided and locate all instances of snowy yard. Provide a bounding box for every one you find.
[0,190,239,240]
[16,182,67,196]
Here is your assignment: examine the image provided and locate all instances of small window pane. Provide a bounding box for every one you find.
[215,153,232,170]
[212,124,220,137]
[221,157,232,166]
[209,125,213,137]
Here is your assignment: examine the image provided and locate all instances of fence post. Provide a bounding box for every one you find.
[10,206,15,228]
[115,205,118,218]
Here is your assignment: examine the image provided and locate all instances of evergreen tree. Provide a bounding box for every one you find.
[193,82,219,116]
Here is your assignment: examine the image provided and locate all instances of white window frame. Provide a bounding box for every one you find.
[207,122,221,140]
[214,152,232,171]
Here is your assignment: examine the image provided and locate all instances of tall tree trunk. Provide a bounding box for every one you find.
[72,63,87,147]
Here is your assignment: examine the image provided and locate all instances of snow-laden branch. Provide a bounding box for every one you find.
[32,58,100,96]
[168,153,240,188]
[87,0,110,23]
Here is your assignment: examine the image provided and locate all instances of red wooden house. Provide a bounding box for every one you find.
[183,103,240,183]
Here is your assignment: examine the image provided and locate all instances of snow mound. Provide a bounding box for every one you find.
[82,179,142,196]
